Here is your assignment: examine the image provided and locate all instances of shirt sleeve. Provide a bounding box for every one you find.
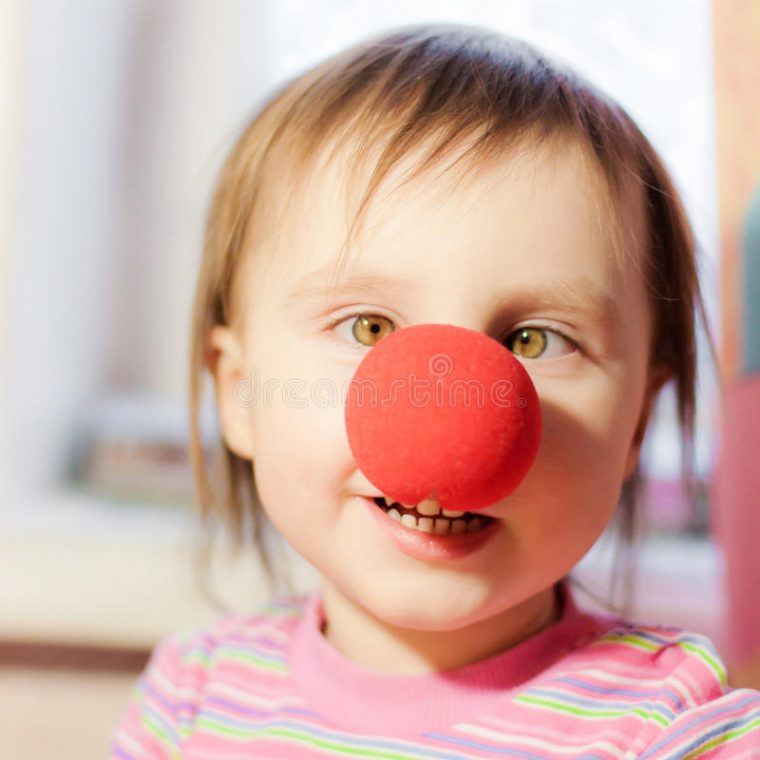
[630,629,760,759]
[108,630,208,759]
[637,686,760,758]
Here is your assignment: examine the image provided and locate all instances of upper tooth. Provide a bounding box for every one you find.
[382,496,443,516]
[384,496,415,508]
[381,495,461,518]
[416,499,441,516]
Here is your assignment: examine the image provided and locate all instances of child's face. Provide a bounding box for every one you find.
[210,136,660,636]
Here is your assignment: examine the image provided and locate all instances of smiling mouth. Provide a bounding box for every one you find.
[371,496,496,535]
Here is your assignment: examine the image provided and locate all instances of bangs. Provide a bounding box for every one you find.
[250,23,643,291]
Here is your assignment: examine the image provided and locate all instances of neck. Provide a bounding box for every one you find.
[319,581,562,675]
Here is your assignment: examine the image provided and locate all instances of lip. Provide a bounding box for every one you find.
[361,496,501,562]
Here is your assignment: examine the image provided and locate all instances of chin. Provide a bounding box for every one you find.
[364,579,493,629]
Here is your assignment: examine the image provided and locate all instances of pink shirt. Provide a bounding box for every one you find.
[110,579,760,758]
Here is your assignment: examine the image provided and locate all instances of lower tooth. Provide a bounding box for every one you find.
[384,506,485,536]
[417,517,434,533]
[467,518,483,533]
[400,514,416,530]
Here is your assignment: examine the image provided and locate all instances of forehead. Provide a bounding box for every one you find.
[238,130,646,318]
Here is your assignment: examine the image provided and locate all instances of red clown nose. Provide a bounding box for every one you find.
[345,323,541,512]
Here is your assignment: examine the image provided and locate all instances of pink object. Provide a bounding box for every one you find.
[110,580,760,756]
[712,371,760,662]
[344,323,541,512]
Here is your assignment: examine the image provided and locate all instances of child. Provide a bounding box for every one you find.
[110,24,760,758]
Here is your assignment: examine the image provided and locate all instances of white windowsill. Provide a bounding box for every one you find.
[1,488,320,649]
[1,488,726,652]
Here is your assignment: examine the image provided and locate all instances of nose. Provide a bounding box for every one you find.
[345,323,541,512]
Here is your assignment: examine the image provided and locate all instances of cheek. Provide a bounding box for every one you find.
[516,373,641,530]
[248,373,355,514]
[252,401,362,576]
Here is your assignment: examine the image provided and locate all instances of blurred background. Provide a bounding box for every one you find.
[1,0,758,757]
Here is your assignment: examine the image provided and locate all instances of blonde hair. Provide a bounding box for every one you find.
[188,24,717,615]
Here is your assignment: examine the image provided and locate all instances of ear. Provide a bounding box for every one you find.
[623,363,672,480]
[205,325,255,461]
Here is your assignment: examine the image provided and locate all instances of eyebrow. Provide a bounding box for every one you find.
[284,266,620,324]
[498,278,622,325]
[284,267,417,305]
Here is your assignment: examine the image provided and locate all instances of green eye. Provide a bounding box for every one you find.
[351,314,395,347]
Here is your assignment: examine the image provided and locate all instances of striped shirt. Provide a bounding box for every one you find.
[110,580,760,758]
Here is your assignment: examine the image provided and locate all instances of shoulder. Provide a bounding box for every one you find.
[637,685,760,758]
[109,593,312,756]
[556,616,760,757]
[520,615,728,714]
[586,618,729,696]
[150,592,312,679]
